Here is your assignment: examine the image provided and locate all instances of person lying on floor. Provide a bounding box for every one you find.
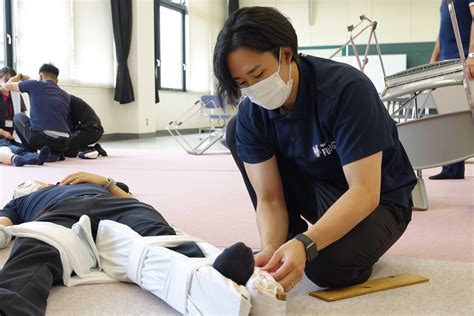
[0,145,50,167]
[0,172,284,316]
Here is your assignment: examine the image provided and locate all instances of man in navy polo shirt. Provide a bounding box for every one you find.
[213,7,417,291]
[429,0,474,180]
[3,63,70,156]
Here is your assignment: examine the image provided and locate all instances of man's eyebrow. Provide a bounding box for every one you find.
[232,65,261,80]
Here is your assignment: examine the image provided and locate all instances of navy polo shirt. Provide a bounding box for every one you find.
[439,0,474,60]
[0,184,110,225]
[18,80,71,133]
[236,55,417,209]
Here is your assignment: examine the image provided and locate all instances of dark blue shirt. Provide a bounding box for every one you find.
[18,80,71,133]
[0,184,110,225]
[236,55,417,209]
[439,0,474,60]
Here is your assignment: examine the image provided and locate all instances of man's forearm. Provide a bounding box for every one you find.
[3,74,22,92]
[256,199,289,251]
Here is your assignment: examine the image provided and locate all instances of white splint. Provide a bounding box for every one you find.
[6,216,286,315]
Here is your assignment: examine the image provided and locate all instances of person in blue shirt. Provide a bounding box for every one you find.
[0,172,254,315]
[2,63,71,156]
[429,0,474,180]
[213,7,417,292]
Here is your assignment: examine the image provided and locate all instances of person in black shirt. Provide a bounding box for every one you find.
[65,95,106,158]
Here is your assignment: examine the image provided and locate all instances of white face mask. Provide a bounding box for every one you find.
[13,180,47,199]
[240,50,293,110]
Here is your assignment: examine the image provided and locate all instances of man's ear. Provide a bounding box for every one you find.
[39,73,44,80]
[281,46,293,63]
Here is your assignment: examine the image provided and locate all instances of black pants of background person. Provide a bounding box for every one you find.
[13,113,69,154]
[64,124,104,157]
[0,195,204,316]
[226,117,412,288]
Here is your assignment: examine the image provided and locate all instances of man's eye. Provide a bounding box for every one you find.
[255,72,263,78]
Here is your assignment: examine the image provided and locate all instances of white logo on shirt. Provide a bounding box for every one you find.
[312,141,336,158]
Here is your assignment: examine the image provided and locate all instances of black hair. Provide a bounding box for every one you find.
[213,6,299,103]
[39,63,59,78]
[0,66,17,79]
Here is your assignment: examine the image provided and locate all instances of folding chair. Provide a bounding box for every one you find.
[167,95,235,155]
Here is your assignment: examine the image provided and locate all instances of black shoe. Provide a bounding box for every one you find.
[428,173,464,180]
[94,143,108,157]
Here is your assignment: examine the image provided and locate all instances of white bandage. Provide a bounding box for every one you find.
[246,269,286,316]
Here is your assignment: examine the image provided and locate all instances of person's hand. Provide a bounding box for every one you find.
[254,245,275,267]
[262,239,306,292]
[0,129,13,140]
[3,131,13,140]
[0,225,12,249]
[60,171,108,187]
[466,57,474,80]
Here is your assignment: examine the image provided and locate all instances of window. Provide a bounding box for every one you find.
[155,0,187,92]
[14,0,114,86]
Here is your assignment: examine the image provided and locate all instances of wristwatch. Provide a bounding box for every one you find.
[468,53,474,59]
[294,233,318,262]
[104,177,116,190]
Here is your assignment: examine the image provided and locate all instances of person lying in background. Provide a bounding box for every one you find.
[0,172,284,316]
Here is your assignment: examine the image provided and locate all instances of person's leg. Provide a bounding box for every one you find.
[304,202,411,288]
[64,126,103,157]
[82,195,206,258]
[13,113,35,152]
[0,237,64,316]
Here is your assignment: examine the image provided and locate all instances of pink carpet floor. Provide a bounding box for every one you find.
[1,149,472,262]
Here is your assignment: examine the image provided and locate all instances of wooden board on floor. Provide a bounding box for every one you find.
[310,273,429,302]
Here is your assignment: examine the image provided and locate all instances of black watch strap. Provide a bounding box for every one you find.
[295,233,318,262]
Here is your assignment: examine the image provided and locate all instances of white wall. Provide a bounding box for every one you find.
[240,0,440,46]
[62,0,439,136]
[57,0,227,136]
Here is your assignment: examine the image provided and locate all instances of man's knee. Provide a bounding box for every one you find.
[304,250,373,288]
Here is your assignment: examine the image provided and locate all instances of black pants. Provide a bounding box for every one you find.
[13,113,70,153]
[64,124,104,157]
[226,117,411,288]
[0,195,204,316]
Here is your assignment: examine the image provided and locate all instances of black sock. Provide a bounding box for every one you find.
[37,146,51,165]
[213,242,255,285]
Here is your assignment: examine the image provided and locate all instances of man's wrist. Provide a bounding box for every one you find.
[103,177,116,190]
[468,53,474,59]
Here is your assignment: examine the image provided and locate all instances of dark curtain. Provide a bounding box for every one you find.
[111,0,135,104]
[228,0,239,17]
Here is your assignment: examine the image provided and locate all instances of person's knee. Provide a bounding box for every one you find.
[304,250,373,288]
[13,112,27,124]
